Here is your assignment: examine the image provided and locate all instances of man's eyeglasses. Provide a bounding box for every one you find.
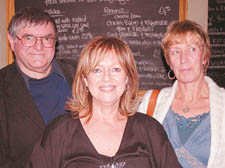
[16,35,57,48]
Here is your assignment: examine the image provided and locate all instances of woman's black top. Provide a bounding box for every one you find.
[27,112,181,168]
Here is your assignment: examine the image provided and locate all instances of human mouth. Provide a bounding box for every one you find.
[99,86,115,92]
[31,53,45,56]
[180,67,191,72]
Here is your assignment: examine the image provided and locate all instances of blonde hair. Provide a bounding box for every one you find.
[162,20,211,71]
[66,36,139,121]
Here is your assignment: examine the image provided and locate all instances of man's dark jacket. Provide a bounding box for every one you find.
[0,59,76,168]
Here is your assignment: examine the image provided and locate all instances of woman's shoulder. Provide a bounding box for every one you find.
[40,113,79,146]
[46,113,77,130]
[138,86,173,114]
[206,76,225,99]
[141,86,174,100]
[131,112,166,135]
[130,112,171,150]
[205,76,225,91]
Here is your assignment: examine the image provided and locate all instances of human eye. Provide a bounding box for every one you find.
[22,35,34,41]
[92,67,102,73]
[42,36,55,45]
[188,46,197,52]
[44,36,54,42]
[112,67,121,72]
[170,48,180,56]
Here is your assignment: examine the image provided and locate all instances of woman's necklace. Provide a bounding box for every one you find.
[183,107,190,113]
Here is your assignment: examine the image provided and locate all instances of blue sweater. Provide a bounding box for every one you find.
[29,72,71,125]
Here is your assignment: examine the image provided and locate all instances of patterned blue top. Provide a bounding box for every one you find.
[174,112,210,145]
[163,107,211,168]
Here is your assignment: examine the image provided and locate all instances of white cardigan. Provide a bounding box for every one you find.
[138,76,225,168]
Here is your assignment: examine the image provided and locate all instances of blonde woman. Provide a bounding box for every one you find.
[138,20,225,168]
[27,36,181,168]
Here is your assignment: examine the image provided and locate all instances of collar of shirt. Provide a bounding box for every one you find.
[16,59,66,89]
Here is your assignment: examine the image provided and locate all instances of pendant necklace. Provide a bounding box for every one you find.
[183,107,190,113]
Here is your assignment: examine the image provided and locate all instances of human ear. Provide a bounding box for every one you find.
[202,58,207,65]
[7,33,16,52]
[126,76,129,84]
[82,76,88,87]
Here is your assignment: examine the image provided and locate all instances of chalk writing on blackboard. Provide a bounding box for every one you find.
[15,0,179,90]
[208,0,225,87]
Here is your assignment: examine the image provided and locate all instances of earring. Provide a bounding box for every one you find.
[168,69,175,80]
[125,84,129,91]
[85,86,89,93]
[202,60,209,75]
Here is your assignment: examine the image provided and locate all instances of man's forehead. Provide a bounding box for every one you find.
[18,22,55,35]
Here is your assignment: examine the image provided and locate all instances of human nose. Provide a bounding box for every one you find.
[180,49,188,64]
[33,38,44,50]
[103,70,110,81]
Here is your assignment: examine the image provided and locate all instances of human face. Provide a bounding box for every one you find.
[8,23,56,79]
[168,37,206,83]
[84,53,128,106]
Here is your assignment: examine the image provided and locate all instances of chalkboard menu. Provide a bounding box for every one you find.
[208,0,225,87]
[15,0,179,90]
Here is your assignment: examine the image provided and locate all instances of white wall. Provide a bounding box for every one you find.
[0,0,7,69]
[187,0,208,32]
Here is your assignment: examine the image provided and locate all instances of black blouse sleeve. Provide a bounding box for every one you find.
[27,113,74,168]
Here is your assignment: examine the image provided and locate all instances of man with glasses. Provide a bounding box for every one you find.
[0,7,76,167]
